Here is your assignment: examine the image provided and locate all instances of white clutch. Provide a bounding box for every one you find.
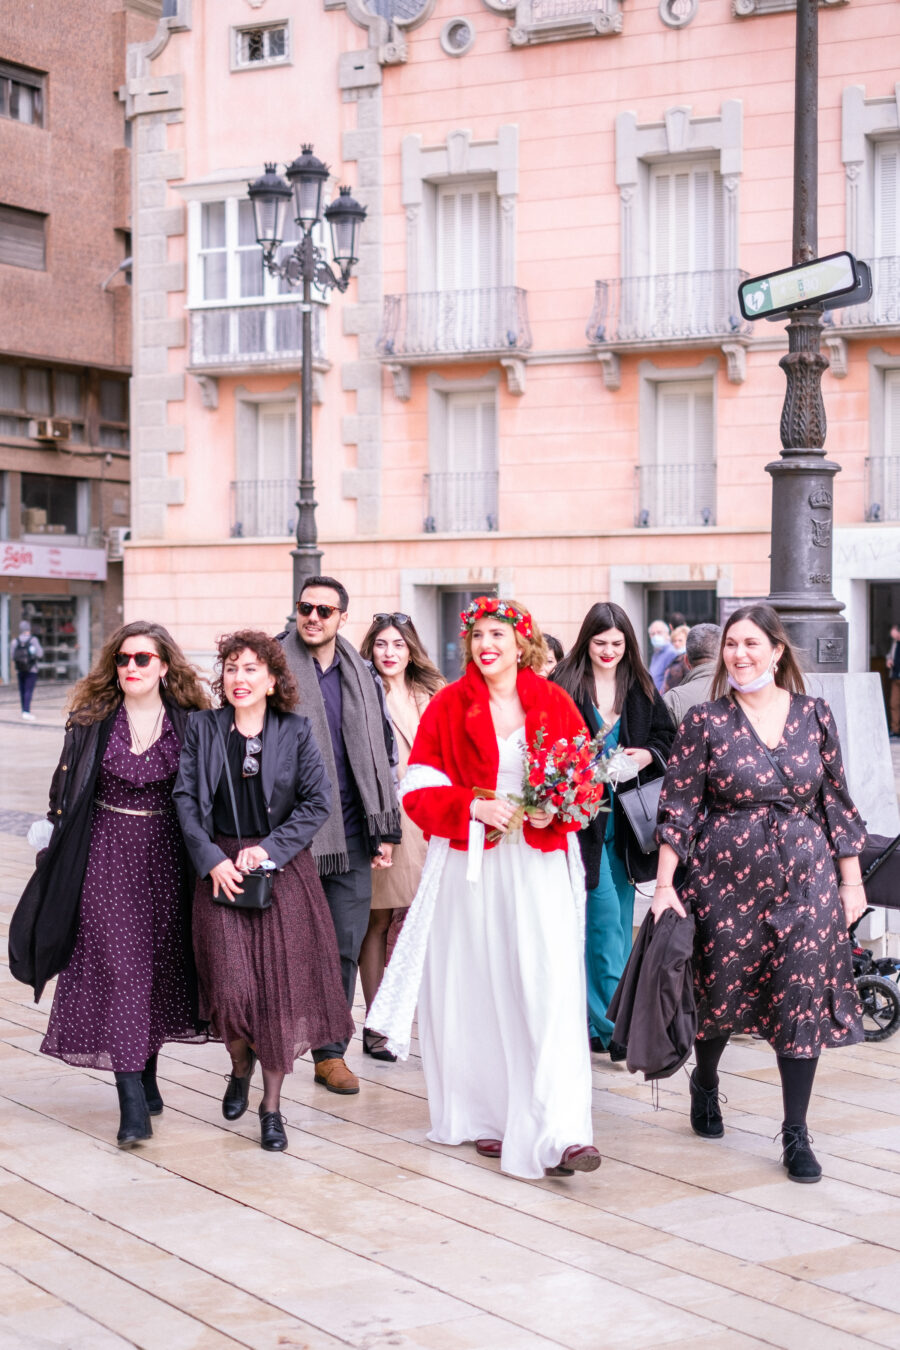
[27,819,54,850]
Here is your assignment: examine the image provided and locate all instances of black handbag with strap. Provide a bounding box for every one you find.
[616,747,669,857]
[212,729,276,911]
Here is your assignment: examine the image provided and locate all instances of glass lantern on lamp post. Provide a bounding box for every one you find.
[247,148,367,620]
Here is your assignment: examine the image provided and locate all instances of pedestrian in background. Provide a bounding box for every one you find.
[357,612,443,1061]
[886,623,900,739]
[648,619,677,692]
[661,624,691,693]
[12,621,210,1148]
[553,603,674,1054]
[12,618,42,720]
[654,604,867,1183]
[280,576,401,1097]
[663,623,721,726]
[175,630,353,1152]
[542,634,564,675]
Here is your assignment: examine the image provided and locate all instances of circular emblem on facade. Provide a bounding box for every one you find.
[440,17,476,54]
[659,0,698,26]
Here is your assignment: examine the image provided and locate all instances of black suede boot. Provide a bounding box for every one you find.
[114,1072,153,1148]
[781,1123,822,1183]
[689,1068,725,1138]
[141,1053,163,1116]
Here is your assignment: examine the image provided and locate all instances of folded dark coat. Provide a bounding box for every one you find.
[607,905,697,1081]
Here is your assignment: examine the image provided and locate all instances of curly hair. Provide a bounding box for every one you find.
[67,620,210,726]
[211,630,298,714]
[462,598,549,674]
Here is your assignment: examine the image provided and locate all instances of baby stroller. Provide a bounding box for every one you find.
[849,833,900,1041]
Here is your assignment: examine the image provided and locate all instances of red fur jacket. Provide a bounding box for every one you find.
[403,662,589,855]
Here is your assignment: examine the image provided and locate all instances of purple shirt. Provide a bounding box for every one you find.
[315,651,364,839]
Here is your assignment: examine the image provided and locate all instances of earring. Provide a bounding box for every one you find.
[267,687,274,696]
[160,674,168,690]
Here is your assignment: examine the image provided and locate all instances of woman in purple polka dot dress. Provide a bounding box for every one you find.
[19,622,210,1147]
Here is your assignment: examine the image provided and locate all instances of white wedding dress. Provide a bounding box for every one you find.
[415,729,594,1180]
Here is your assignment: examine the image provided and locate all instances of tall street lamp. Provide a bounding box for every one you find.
[247,147,367,621]
[765,0,847,673]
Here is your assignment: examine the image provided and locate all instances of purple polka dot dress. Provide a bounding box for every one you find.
[41,705,203,1072]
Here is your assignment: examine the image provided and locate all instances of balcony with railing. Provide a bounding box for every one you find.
[587,271,752,386]
[423,471,499,534]
[865,457,900,523]
[189,302,327,376]
[634,463,717,529]
[378,288,532,365]
[829,257,900,332]
[230,479,297,538]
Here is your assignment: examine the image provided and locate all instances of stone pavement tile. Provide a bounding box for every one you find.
[381,1313,563,1348]
[0,1264,135,1350]
[729,1178,900,1250]
[0,1172,348,1350]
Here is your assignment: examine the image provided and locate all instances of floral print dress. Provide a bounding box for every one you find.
[657,694,866,1058]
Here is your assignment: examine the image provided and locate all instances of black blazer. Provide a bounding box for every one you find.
[174,706,332,877]
[572,680,675,888]
[9,701,191,1000]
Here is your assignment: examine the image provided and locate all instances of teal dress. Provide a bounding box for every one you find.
[585,717,635,1047]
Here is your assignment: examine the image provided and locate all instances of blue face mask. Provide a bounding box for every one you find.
[728,669,775,694]
[649,634,669,649]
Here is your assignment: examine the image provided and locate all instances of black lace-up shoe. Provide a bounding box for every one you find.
[780,1123,822,1183]
[222,1051,257,1121]
[259,1106,288,1152]
[689,1069,725,1138]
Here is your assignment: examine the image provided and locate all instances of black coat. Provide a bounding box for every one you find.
[570,680,675,888]
[606,905,697,1080]
[173,705,332,877]
[8,701,191,1002]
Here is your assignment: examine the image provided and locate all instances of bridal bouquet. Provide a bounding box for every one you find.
[478,729,611,841]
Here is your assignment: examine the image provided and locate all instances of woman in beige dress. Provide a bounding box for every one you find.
[358,613,443,1061]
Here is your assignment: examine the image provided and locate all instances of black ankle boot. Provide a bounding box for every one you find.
[781,1123,822,1183]
[259,1105,288,1152]
[141,1053,163,1116]
[689,1069,725,1138]
[114,1072,152,1148]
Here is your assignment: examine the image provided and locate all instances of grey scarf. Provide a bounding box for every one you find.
[281,629,400,876]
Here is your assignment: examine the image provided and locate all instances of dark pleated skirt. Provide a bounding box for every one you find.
[192,836,354,1073]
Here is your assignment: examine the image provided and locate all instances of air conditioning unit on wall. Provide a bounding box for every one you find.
[107,527,131,561]
[28,417,71,441]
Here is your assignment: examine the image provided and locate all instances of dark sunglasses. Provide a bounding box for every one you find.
[242,735,262,778]
[114,651,159,668]
[297,601,341,619]
[373,612,410,626]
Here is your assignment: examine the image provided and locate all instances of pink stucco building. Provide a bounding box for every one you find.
[123,0,900,675]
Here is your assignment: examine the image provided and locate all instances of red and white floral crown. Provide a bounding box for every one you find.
[459,596,534,641]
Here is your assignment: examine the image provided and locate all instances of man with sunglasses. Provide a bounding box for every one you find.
[280,575,401,1095]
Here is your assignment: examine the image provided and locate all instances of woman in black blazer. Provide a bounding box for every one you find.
[174,629,353,1151]
[552,604,674,1053]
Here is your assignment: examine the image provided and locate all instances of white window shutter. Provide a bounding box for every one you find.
[875,142,899,259]
[651,381,716,526]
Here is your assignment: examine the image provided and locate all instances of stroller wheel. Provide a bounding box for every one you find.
[856,974,900,1041]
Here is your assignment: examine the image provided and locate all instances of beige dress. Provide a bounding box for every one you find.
[371,686,430,911]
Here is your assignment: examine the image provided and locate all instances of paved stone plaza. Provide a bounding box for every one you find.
[2,692,900,1349]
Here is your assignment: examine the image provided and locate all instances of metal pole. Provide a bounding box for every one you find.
[765,0,848,672]
[288,233,323,627]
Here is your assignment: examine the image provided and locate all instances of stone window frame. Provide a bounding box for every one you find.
[732,0,845,17]
[842,85,900,260]
[480,0,623,46]
[615,103,743,284]
[427,369,501,482]
[638,355,719,483]
[234,381,300,483]
[401,126,519,295]
[867,349,900,494]
[230,19,292,72]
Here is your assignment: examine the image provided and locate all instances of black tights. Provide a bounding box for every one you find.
[693,1035,819,1126]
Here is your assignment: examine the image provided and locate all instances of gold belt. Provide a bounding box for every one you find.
[96,800,172,818]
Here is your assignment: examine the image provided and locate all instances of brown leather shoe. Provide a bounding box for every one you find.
[313,1057,360,1095]
[475,1138,502,1158]
[546,1145,601,1177]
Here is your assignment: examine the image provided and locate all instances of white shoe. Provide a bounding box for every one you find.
[21,711,36,721]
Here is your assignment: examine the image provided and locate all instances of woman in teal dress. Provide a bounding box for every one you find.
[553,604,674,1052]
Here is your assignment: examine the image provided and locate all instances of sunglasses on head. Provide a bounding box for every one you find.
[373,612,410,626]
[114,651,159,668]
[297,601,341,619]
[242,735,262,778]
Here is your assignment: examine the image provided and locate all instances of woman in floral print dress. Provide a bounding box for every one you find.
[653,605,867,1184]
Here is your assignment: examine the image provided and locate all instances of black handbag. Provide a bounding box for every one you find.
[616,748,669,856]
[211,729,276,911]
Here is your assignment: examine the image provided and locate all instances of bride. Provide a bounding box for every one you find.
[368,597,600,1180]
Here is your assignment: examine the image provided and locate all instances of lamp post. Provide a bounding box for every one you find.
[247,147,366,623]
[765,0,848,672]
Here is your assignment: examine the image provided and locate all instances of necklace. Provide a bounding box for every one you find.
[125,703,164,759]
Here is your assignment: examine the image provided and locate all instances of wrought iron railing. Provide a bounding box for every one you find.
[587,271,751,344]
[230,479,297,538]
[634,463,717,528]
[865,457,900,522]
[190,302,326,368]
[830,256,900,329]
[423,472,499,533]
[378,289,532,359]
